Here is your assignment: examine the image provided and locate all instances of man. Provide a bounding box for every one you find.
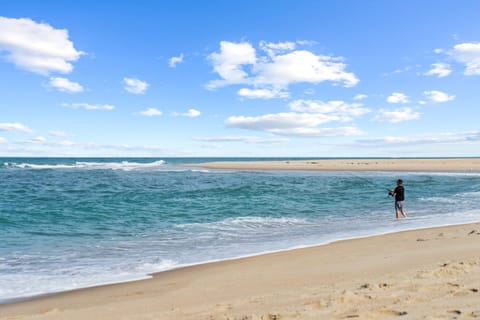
[390,179,407,219]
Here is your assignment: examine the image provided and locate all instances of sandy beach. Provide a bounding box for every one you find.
[190,158,480,172]
[1,222,480,319]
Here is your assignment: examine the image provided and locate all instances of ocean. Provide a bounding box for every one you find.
[1,158,479,303]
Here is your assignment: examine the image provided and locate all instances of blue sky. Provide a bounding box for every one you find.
[1,0,480,157]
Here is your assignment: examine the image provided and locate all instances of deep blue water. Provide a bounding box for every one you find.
[0,158,479,302]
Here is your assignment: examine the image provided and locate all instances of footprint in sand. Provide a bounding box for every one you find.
[373,309,408,317]
[448,310,462,315]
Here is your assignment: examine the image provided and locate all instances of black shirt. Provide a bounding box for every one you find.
[394,186,405,201]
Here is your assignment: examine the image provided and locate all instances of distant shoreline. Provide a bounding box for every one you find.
[188,158,480,172]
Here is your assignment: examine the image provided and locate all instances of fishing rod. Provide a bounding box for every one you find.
[347,172,394,197]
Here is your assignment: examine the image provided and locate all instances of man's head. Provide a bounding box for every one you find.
[397,179,403,186]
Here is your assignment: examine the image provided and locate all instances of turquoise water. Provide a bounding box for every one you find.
[1,158,479,302]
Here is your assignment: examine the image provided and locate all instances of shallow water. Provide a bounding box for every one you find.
[1,158,479,302]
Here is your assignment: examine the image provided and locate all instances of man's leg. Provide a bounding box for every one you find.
[399,201,407,218]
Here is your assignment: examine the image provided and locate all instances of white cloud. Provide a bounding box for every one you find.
[123,77,149,94]
[31,136,46,143]
[193,135,289,144]
[227,113,339,130]
[267,127,363,137]
[353,94,368,100]
[49,130,67,137]
[206,41,257,89]
[0,16,83,74]
[0,137,6,143]
[226,113,363,137]
[289,99,370,119]
[206,40,358,98]
[373,107,420,123]
[237,87,289,99]
[259,41,296,57]
[451,42,480,75]
[62,103,114,110]
[225,97,369,138]
[252,50,358,87]
[172,108,201,117]
[424,90,455,103]
[139,108,162,116]
[424,63,452,77]
[169,53,184,67]
[434,48,444,54]
[386,92,409,104]
[48,77,84,92]
[357,131,480,147]
[0,122,33,133]
[183,108,201,117]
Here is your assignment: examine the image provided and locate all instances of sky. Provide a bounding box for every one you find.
[1,0,480,157]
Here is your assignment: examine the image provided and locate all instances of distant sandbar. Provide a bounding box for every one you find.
[190,158,480,172]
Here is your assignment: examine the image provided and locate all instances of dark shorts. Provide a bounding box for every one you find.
[395,201,405,212]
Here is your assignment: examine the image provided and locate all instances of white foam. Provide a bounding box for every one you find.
[0,258,178,303]
[177,216,309,230]
[4,160,166,171]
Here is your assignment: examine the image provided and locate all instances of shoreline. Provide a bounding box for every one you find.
[2,219,479,306]
[2,222,480,319]
[187,158,480,172]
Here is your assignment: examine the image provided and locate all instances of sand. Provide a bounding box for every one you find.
[1,222,480,319]
[189,158,480,172]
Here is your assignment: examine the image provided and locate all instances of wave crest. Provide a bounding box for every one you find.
[3,160,166,171]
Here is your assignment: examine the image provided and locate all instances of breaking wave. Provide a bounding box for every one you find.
[3,160,166,171]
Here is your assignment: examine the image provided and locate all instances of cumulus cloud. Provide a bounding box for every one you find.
[450,42,480,75]
[226,113,363,137]
[259,41,296,57]
[123,77,149,94]
[353,94,368,100]
[206,40,358,99]
[139,108,162,116]
[237,87,289,99]
[373,107,420,123]
[207,41,256,89]
[227,113,339,130]
[169,53,184,67]
[48,77,84,93]
[0,122,33,133]
[424,90,455,103]
[172,108,201,117]
[424,63,452,77]
[386,92,409,104]
[49,130,67,137]
[0,16,83,74]
[193,135,289,144]
[62,103,114,110]
[225,97,368,138]
[289,99,370,119]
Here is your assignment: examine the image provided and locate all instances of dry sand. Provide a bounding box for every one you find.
[1,223,480,320]
[190,158,480,172]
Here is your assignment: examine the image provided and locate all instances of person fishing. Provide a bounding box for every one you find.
[389,179,407,219]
